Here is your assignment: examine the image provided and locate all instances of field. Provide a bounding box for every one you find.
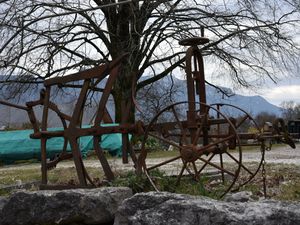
[1,144,300,200]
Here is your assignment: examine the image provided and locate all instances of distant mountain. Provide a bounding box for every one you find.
[137,76,282,118]
[206,85,282,116]
[0,76,282,127]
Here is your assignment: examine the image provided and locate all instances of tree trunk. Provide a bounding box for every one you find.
[112,62,137,124]
[104,1,142,124]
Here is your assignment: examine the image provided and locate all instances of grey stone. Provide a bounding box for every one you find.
[0,196,8,211]
[114,192,300,225]
[0,187,132,225]
[224,191,254,202]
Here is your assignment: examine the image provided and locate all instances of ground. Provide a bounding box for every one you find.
[0,144,300,200]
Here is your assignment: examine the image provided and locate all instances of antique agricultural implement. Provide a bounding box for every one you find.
[137,36,296,197]
[0,34,296,197]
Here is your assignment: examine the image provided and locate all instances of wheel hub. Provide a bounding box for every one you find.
[180,145,199,162]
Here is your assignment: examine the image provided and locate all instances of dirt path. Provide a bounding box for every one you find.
[244,144,300,165]
[1,144,299,173]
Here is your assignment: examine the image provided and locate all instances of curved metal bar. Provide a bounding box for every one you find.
[273,118,296,148]
[210,103,260,129]
[211,103,264,189]
[185,45,208,145]
[0,100,28,111]
[147,155,182,171]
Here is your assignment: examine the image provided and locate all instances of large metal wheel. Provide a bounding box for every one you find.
[44,104,70,171]
[210,103,264,188]
[138,101,243,198]
[38,87,95,187]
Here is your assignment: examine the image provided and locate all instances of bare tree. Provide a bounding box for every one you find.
[0,0,299,123]
[255,111,277,128]
[281,101,300,121]
[136,75,183,123]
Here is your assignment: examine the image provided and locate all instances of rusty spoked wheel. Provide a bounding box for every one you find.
[210,103,264,188]
[40,100,95,187]
[138,101,242,198]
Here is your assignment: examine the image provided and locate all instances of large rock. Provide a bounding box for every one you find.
[114,192,300,225]
[0,196,8,211]
[223,191,255,202]
[0,187,132,225]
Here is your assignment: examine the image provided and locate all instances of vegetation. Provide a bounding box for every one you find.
[238,163,300,201]
[1,159,300,201]
[281,101,300,121]
[112,170,216,197]
[254,112,278,129]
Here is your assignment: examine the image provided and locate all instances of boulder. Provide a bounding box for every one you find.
[114,192,300,225]
[223,191,254,202]
[0,196,8,211]
[0,187,132,225]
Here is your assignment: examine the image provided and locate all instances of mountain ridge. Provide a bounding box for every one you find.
[0,76,282,127]
[150,76,282,116]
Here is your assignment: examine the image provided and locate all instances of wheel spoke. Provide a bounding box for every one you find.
[192,162,199,180]
[225,151,254,176]
[236,115,249,129]
[171,106,189,145]
[148,132,184,150]
[144,169,159,192]
[176,161,187,185]
[198,156,236,177]
[197,153,215,174]
[147,155,182,171]
[185,161,194,175]
[220,153,225,184]
[196,134,236,155]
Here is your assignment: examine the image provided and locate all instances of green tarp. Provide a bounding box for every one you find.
[0,124,124,164]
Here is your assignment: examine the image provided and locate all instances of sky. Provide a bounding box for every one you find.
[201,54,300,107]
[260,79,300,107]
[201,68,300,107]
[236,76,300,107]
[175,67,300,107]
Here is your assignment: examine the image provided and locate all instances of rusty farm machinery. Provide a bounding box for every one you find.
[0,35,297,197]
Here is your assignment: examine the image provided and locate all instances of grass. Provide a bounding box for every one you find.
[0,165,226,199]
[140,143,287,158]
[0,168,41,186]
[237,163,300,201]
[0,166,105,188]
[111,170,216,197]
[1,163,300,201]
[1,147,300,201]
[266,163,300,201]
[279,182,300,200]
[146,150,179,158]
